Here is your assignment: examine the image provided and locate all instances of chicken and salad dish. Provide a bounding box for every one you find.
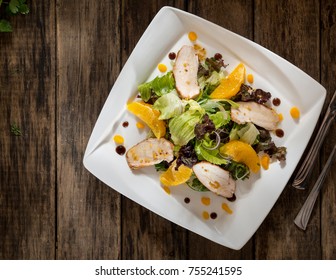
[123,40,287,201]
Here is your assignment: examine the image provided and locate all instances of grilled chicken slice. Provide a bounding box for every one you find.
[192,162,236,198]
[126,138,174,169]
[173,45,200,99]
[231,101,280,131]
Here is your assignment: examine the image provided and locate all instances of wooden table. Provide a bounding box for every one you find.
[1,0,335,260]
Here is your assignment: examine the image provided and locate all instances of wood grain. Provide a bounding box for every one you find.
[254,0,321,259]
[320,0,336,260]
[120,0,188,260]
[56,0,122,259]
[0,1,56,259]
[188,0,254,259]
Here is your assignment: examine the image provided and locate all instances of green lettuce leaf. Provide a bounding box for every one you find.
[137,83,152,102]
[225,161,250,180]
[185,99,205,114]
[197,70,226,100]
[194,141,228,165]
[221,98,239,109]
[229,122,260,145]
[138,71,175,102]
[229,123,240,141]
[209,111,230,128]
[169,110,203,146]
[168,100,206,146]
[199,99,224,113]
[186,175,209,192]
[153,91,184,120]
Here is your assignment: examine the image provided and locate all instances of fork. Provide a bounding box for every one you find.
[292,90,336,190]
[294,144,336,230]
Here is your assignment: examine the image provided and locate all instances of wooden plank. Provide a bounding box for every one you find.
[187,0,254,259]
[189,0,253,36]
[56,0,122,259]
[120,0,188,259]
[0,1,56,259]
[320,0,336,260]
[254,0,321,259]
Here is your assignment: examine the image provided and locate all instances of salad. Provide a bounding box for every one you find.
[124,42,286,200]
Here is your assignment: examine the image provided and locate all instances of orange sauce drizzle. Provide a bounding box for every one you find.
[158,63,167,73]
[201,197,211,206]
[290,106,300,119]
[188,31,197,41]
[202,211,210,220]
[222,203,233,214]
[113,134,124,144]
[247,73,254,83]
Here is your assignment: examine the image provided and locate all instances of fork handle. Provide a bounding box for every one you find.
[294,145,336,230]
[292,110,335,189]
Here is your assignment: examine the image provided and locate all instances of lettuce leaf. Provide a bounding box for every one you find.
[153,91,184,120]
[197,70,226,100]
[225,161,250,180]
[137,83,151,102]
[209,111,230,128]
[186,175,209,192]
[138,71,175,102]
[169,110,203,146]
[199,99,225,113]
[168,99,207,146]
[229,122,260,145]
[185,99,205,114]
[238,123,259,145]
[194,141,228,165]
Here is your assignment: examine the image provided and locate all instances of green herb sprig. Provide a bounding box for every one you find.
[0,0,29,32]
[10,123,22,136]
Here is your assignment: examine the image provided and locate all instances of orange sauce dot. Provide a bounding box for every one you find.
[163,186,171,195]
[158,63,167,73]
[247,73,254,83]
[201,197,211,206]
[222,203,233,214]
[113,134,124,144]
[260,154,270,170]
[290,106,300,119]
[136,122,145,129]
[278,113,284,121]
[188,31,198,41]
[202,211,210,220]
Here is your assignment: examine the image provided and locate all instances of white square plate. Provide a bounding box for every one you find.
[83,7,326,250]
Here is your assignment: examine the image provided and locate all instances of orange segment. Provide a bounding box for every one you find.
[219,140,260,173]
[209,63,245,99]
[127,101,166,138]
[163,186,171,195]
[160,160,192,186]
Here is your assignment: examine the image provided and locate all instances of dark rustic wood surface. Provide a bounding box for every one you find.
[0,0,335,260]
